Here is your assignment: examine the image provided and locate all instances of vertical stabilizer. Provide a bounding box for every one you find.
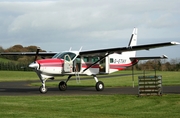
[128,28,138,46]
[122,28,138,57]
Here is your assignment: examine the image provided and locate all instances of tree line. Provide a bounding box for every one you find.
[0,44,180,71]
[128,58,180,71]
[0,44,45,62]
[0,45,46,71]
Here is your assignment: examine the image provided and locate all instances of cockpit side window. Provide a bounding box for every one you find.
[53,52,76,61]
[52,53,61,58]
[68,53,76,60]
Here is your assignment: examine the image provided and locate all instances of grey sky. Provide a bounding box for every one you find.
[0,0,180,59]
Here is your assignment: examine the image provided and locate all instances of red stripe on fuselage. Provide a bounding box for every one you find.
[37,58,64,67]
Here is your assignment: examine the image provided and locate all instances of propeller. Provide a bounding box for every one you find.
[34,47,40,62]
[29,47,40,69]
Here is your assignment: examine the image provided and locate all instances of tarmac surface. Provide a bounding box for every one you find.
[0,81,180,96]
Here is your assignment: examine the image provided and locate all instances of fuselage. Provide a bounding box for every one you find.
[29,51,138,77]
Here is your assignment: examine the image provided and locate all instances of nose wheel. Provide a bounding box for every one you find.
[39,85,48,93]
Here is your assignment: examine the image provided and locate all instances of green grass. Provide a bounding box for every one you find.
[0,71,37,81]
[0,70,180,87]
[32,70,180,87]
[0,95,180,118]
[0,70,180,117]
[0,57,15,63]
[0,58,9,62]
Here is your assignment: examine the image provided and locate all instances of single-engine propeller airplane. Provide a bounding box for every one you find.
[1,28,179,93]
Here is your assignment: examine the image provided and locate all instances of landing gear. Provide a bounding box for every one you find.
[39,79,48,93]
[59,81,67,91]
[36,72,49,94]
[36,73,104,93]
[93,75,104,91]
[39,85,48,93]
[96,81,104,91]
[58,75,72,91]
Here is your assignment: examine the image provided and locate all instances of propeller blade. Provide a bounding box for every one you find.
[34,47,40,62]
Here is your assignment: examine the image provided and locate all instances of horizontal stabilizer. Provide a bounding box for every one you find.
[130,55,168,60]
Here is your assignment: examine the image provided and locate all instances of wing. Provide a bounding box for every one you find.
[79,42,180,56]
[130,55,168,60]
[0,52,57,56]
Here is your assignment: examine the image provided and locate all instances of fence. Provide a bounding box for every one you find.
[0,62,32,71]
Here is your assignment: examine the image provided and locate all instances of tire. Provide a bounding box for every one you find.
[39,85,48,93]
[95,81,104,91]
[59,81,67,91]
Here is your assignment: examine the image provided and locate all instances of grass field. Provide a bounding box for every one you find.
[0,95,180,118]
[0,58,14,63]
[0,70,180,118]
[0,71,37,82]
[0,70,179,87]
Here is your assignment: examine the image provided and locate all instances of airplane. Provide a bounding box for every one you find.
[0,28,179,93]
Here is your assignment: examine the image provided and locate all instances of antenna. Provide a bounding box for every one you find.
[79,46,83,51]
[69,47,72,51]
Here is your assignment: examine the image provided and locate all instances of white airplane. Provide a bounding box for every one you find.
[1,28,179,93]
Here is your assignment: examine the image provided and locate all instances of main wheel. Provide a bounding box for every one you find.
[39,85,48,93]
[59,81,67,91]
[95,81,104,91]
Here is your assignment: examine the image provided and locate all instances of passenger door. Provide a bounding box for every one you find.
[63,54,73,73]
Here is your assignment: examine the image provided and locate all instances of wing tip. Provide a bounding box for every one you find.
[171,42,180,45]
[161,55,168,59]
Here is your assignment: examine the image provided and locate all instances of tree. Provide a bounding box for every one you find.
[25,46,38,52]
[2,45,46,61]
[0,46,4,52]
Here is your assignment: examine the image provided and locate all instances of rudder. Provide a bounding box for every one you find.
[128,28,138,46]
[122,28,138,57]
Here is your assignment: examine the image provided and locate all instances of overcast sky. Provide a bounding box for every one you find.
[0,0,180,59]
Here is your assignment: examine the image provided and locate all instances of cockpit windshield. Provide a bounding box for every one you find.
[52,52,77,61]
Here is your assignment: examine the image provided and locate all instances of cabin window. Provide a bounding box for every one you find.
[110,58,114,63]
[83,57,89,62]
[91,57,99,62]
[83,57,99,62]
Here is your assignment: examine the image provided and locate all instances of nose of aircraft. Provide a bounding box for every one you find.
[29,62,39,69]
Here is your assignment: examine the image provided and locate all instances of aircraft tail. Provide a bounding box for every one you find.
[128,28,138,46]
[122,28,138,57]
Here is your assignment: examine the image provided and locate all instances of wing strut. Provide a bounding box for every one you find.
[82,53,110,73]
[132,65,134,88]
